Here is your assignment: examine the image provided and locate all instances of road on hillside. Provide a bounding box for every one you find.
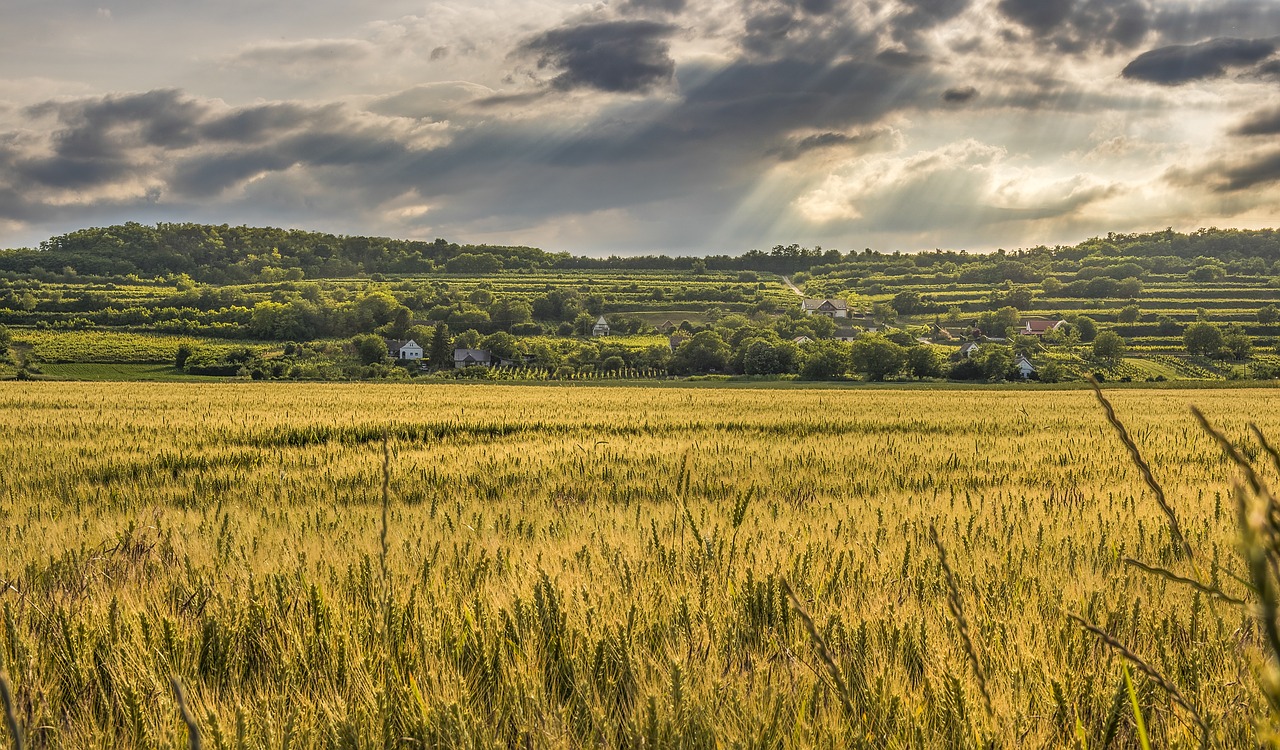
[781,276,803,296]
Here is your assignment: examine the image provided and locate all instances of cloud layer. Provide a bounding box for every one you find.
[2,0,1280,254]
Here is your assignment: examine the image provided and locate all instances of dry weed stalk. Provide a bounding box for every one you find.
[1088,376,1193,560]
[780,579,857,718]
[170,676,202,750]
[0,672,21,750]
[1068,613,1207,741]
[929,525,993,716]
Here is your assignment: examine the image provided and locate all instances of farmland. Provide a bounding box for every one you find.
[1,382,1278,747]
[1,224,1279,384]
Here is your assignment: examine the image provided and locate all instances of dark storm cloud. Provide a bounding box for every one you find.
[998,0,1151,53]
[891,0,971,43]
[13,90,209,190]
[518,20,677,93]
[617,0,687,15]
[28,89,209,153]
[739,0,867,60]
[998,0,1074,35]
[1234,107,1280,135]
[171,125,414,198]
[771,129,889,160]
[1256,59,1280,79]
[942,86,978,103]
[1216,149,1280,190]
[1121,37,1277,84]
[403,54,936,218]
[1152,1,1280,44]
[230,39,373,69]
[6,89,425,201]
[200,103,321,143]
[876,48,930,67]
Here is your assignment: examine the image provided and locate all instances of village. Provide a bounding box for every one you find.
[383,299,1063,380]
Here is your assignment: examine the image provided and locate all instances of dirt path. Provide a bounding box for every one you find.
[781,276,803,296]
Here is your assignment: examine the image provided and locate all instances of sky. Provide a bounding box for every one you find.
[3,0,1280,256]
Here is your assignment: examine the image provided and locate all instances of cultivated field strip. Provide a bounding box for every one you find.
[0,383,1277,747]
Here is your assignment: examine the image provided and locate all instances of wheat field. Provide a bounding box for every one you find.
[0,382,1277,748]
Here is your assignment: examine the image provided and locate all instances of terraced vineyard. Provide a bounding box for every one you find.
[1,383,1279,747]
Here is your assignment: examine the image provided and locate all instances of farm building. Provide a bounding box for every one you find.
[1020,319,1065,336]
[801,298,849,318]
[1015,356,1036,378]
[453,348,492,369]
[593,316,611,336]
[387,339,423,360]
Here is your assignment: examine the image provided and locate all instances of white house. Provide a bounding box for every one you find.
[453,348,492,369]
[592,316,611,336]
[958,342,980,358]
[802,299,849,318]
[388,339,423,360]
[1015,355,1036,379]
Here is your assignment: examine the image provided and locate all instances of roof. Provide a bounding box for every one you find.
[453,348,491,362]
[1023,319,1063,334]
[595,316,608,324]
[959,342,980,352]
[802,298,848,311]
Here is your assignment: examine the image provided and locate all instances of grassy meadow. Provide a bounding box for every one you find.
[1,382,1278,747]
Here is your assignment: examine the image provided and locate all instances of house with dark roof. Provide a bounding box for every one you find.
[453,348,492,369]
[801,298,849,318]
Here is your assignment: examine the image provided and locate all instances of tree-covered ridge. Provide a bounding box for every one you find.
[0,222,555,283]
[4,223,1280,283]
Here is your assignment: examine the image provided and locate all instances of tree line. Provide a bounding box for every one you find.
[4,223,1280,284]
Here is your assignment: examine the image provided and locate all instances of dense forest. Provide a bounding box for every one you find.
[2,223,1279,283]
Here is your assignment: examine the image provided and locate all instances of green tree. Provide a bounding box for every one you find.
[1116,277,1143,297]
[742,339,799,375]
[906,345,943,379]
[488,298,534,329]
[174,343,194,369]
[976,346,1014,381]
[445,253,503,273]
[976,306,1020,337]
[480,332,521,361]
[1038,361,1067,383]
[1117,304,1140,323]
[671,331,730,374]
[352,334,388,365]
[1156,315,1180,335]
[799,340,849,380]
[1092,330,1126,360]
[1183,321,1223,355]
[1259,304,1280,324]
[0,324,9,355]
[850,336,907,381]
[352,291,408,333]
[891,290,924,315]
[428,323,452,368]
[1222,324,1253,360]
[1074,315,1098,342]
